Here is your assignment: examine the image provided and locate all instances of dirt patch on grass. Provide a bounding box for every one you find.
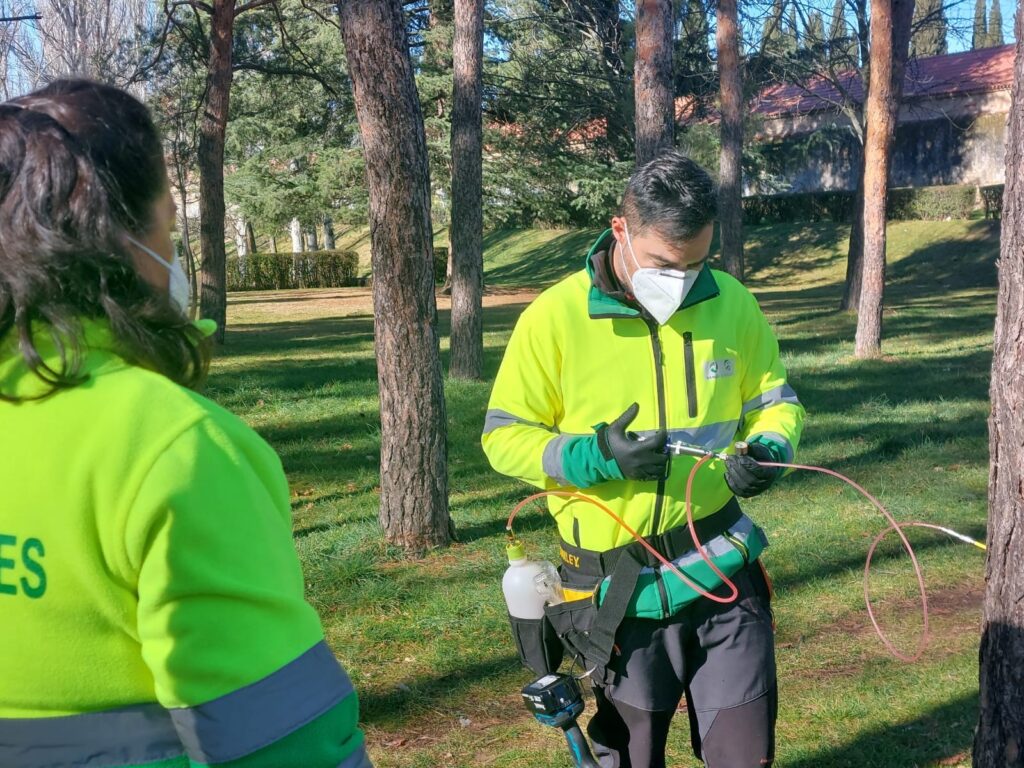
[785,580,984,669]
[363,689,531,765]
[228,286,541,324]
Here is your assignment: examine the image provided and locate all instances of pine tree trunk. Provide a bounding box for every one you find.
[974,6,1024,763]
[290,218,303,252]
[197,0,234,344]
[245,220,257,255]
[269,233,278,254]
[440,253,453,296]
[855,0,870,66]
[171,160,198,319]
[449,0,484,380]
[840,165,866,311]
[854,0,914,358]
[323,216,336,250]
[634,0,674,165]
[716,0,744,281]
[234,222,248,258]
[340,0,451,552]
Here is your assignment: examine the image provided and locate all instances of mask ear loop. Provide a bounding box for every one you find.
[614,225,638,294]
[126,235,172,271]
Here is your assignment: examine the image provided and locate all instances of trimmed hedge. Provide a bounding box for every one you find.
[887,185,976,221]
[226,250,359,291]
[743,191,856,225]
[360,248,449,289]
[434,247,449,283]
[980,184,1004,219]
[743,183,988,225]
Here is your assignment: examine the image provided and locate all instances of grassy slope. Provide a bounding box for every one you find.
[211,219,999,767]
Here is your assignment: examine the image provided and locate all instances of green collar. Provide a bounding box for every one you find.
[584,229,720,319]
[0,319,117,399]
[0,318,213,399]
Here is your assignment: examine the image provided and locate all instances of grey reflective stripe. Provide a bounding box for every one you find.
[636,514,760,575]
[752,431,795,463]
[171,640,355,764]
[541,433,578,485]
[665,420,740,452]
[741,384,801,421]
[482,408,551,435]
[0,703,182,768]
[337,741,375,768]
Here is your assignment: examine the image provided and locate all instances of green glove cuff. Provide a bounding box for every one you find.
[748,435,788,475]
[561,434,624,488]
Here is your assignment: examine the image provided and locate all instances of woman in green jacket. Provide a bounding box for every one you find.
[0,80,370,768]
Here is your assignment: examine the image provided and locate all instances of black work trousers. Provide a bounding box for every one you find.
[586,561,777,768]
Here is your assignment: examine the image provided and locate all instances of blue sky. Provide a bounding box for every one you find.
[616,0,1017,55]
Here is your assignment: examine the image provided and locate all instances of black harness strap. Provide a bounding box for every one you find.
[558,497,742,583]
[583,545,644,668]
[558,498,744,669]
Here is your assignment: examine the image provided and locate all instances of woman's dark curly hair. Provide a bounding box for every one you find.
[0,79,208,401]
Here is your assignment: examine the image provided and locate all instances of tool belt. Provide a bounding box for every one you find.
[544,497,744,673]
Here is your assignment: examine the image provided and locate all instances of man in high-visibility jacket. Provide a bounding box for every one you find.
[483,152,804,768]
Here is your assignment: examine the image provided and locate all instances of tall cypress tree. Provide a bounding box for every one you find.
[911,0,948,57]
[805,10,825,49]
[785,5,799,53]
[989,0,1005,46]
[762,0,785,55]
[829,0,857,64]
[972,0,988,49]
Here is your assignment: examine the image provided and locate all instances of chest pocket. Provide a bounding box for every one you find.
[682,332,698,418]
[682,332,742,423]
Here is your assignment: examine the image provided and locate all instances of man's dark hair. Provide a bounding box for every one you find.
[0,79,208,401]
[621,150,718,242]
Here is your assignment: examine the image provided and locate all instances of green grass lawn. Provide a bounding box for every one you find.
[211,218,999,767]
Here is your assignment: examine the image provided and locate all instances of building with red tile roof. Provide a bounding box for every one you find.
[746,44,1014,193]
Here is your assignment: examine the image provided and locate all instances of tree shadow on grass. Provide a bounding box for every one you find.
[483,228,601,286]
[791,349,992,416]
[359,654,523,724]
[780,692,977,768]
[765,531,988,598]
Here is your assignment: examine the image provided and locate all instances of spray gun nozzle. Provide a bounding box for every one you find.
[664,440,750,461]
[664,441,727,460]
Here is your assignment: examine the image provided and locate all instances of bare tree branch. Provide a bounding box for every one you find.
[233,0,276,16]
[253,2,340,96]
[298,0,341,31]
[233,60,337,92]
[179,0,214,14]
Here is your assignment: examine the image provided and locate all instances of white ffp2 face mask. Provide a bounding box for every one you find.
[128,236,191,316]
[621,223,699,325]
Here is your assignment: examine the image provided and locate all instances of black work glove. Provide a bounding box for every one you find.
[596,402,668,481]
[724,441,781,498]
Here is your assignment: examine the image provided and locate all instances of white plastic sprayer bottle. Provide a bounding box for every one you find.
[502,541,564,619]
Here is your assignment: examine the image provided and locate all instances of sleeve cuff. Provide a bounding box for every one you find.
[561,434,622,488]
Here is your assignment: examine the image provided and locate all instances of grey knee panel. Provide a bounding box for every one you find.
[698,685,778,768]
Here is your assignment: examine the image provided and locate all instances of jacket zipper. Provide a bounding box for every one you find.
[647,320,667,536]
[723,530,750,565]
[647,321,672,618]
[683,331,698,418]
